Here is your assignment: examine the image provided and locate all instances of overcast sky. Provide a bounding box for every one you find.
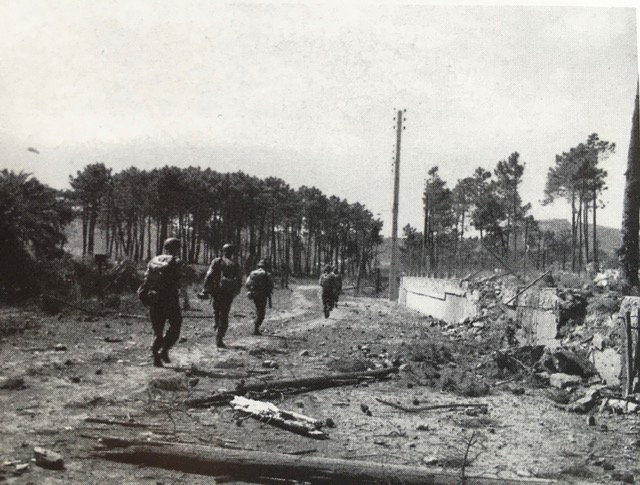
[1,1,638,236]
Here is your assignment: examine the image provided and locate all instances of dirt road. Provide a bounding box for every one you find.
[1,283,639,483]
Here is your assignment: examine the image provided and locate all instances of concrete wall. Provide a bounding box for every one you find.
[399,277,480,323]
[399,276,627,386]
[504,287,560,349]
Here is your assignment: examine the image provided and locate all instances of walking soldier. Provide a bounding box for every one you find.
[138,237,184,368]
[246,259,274,335]
[319,264,338,318]
[199,243,242,349]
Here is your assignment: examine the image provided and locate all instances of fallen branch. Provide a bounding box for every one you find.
[185,367,398,408]
[172,366,271,379]
[93,438,554,484]
[84,417,159,429]
[117,313,147,320]
[117,313,214,320]
[43,294,103,316]
[504,270,552,305]
[231,396,327,439]
[375,398,488,413]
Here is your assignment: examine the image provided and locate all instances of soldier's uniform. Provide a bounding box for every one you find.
[246,260,274,335]
[319,264,337,318]
[139,238,183,367]
[333,267,342,307]
[202,244,242,348]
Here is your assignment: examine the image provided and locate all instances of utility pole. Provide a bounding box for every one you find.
[389,109,405,301]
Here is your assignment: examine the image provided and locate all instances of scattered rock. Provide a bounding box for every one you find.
[325,418,335,428]
[54,344,67,352]
[610,471,635,483]
[299,350,310,357]
[149,377,187,392]
[551,349,597,377]
[70,376,81,384]
[416,424,429,431]
[511,387,525,396]
[568,388,601,413]
[360,404,369,413]
[545,388,572,404]
[586,415,596,426]
[33,447,64,470]
[262,360,279,369]
[549,373,582,389]
[0,377,26,390]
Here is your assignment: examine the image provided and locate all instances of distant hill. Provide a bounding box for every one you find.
[537,219,621,256]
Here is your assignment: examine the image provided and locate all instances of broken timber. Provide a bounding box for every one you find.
[185,367,398,408]
[375,398,488,413]
[231,396,327,439]
[93,439,553,485]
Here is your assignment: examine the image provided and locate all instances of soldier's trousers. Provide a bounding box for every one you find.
[149,295,182,355]
[253,295,268,328]
[213,295,234,341]
[322,292,335,316]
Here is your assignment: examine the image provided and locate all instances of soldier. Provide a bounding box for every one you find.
[199,243,242,349]
[280,262,289,289]
[138,237,184,368]
[333,266,342,307]
[319,264,337,318]
[246,259,274,335]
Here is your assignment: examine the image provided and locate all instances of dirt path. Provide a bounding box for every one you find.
[1,284,639,483]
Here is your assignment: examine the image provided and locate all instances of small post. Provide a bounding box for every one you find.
[625,311,634,396]
[635,308,640,393]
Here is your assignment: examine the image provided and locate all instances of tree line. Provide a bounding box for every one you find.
[68,164,383,276]
[400,133,615,277]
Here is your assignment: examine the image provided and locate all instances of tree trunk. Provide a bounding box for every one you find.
[593,187,598,269]
[620,84,640,294]
[94,441,547,485]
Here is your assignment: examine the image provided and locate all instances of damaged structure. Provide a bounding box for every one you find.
[399,275,634,392]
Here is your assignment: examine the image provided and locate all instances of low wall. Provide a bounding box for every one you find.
[503,287,560,349]
[399,277,480,323]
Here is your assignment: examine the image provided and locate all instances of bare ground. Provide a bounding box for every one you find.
[1,282,639,484]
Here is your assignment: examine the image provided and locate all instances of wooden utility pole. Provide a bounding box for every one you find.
[389,109,405,301]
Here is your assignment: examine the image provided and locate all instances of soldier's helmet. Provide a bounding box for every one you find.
[222,243,235,254]
[257,259,269,269]
[163,237,181,252]
[323,264,332,273]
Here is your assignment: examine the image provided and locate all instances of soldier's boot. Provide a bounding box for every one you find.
[159,348,171,364]
[253,322,262,336]
[216,335,227,349]
[153,352,164,368]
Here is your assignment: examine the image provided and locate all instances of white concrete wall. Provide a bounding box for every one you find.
[400,277,479,323]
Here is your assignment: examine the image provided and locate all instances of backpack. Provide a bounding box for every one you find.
[138,255,177,305]
[247,269,270,298]
[320,273,335,291]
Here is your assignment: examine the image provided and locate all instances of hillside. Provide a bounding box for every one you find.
[538,219,621,256]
